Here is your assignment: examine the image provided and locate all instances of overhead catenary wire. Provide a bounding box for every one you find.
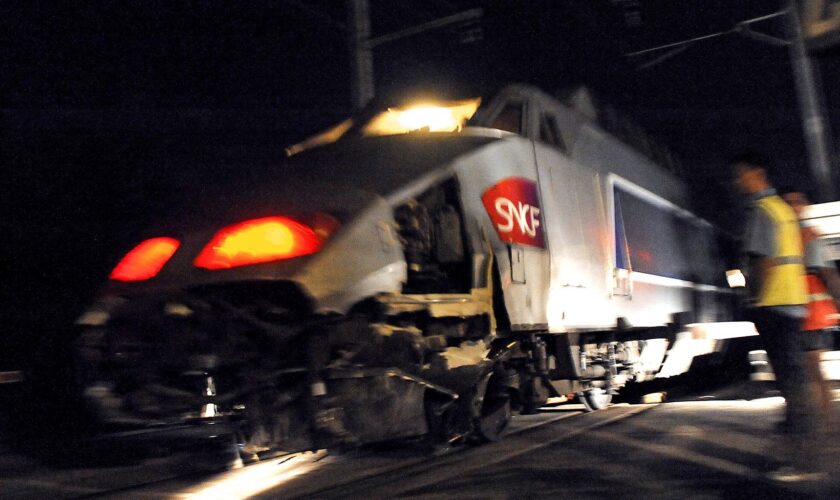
[626,29,737,57]
[624,5,836,201]
[634,45,687,70]
[625,9,789,57]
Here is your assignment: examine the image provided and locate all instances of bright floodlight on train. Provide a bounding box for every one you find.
[363,98,481,136]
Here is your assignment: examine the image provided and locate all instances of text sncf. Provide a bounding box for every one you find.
[494,198,541,237]
[481,177,546,249]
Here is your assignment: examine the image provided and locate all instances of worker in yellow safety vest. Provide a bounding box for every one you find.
[732,153,812,442]
[781,188,840,431]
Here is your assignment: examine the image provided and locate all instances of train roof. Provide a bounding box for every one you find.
[287,84,682,179]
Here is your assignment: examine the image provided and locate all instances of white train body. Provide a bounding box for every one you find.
[447,85,730,332]
[74,84,734,454]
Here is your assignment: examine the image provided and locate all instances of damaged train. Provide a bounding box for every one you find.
[74,84,733,458]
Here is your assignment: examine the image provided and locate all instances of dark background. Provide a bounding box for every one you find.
[2,1,839,408]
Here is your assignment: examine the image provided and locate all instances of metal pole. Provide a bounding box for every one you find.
[349,0,374,110]
[787,2,836,201]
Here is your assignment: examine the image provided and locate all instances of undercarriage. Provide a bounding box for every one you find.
[74,281,514,459]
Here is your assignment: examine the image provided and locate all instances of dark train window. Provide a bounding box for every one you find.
[489,102,523,134]
[615,186,685,280]
[613,185,720,285]
[539,114,566,151]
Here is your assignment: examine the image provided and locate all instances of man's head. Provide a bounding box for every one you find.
[731,152,771,195]
[779,187,811,218]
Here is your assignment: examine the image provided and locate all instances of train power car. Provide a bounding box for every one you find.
[74,84,733,458]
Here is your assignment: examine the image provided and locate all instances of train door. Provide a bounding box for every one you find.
[533,112,608,330]
[456,97,550,330]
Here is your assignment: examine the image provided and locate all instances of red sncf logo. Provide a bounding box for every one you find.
[481,177,545,248]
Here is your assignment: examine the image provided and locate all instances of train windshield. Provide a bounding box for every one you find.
[286,98,481,156]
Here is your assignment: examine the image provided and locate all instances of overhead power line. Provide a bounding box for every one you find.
[625,6,835,201]
[626,29,735,57]
[625,9,789,57]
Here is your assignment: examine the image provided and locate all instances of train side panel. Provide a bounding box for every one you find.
[468,86,732,334]
[453,136,550,329]
[574,118,729,328]
[534,142,616,331]
[450,120,730,333]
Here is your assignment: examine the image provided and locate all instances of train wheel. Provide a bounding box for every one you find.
[476,396,511,442]
[579,387,611,412]
[471,374,511,443]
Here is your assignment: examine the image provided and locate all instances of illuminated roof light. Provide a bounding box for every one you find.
[362,98,481,136]
[110,237,180,282]
[398,106,457,132]
[194,216,323,270]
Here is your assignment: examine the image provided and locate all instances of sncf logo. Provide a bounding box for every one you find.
[481,177,545,248]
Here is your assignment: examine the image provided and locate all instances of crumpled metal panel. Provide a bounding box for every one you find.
[325,370,429,442]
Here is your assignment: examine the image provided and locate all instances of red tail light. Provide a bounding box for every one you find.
[109,237,180,282]
[193,216,327,270]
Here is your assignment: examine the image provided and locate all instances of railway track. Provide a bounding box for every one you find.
[2,404,653,498]
[276,404,652,499]
[141,403,654,499]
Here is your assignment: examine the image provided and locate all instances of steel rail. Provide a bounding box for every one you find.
[71,404,655,498]
[281,404,655,499]
[69,410,581,498]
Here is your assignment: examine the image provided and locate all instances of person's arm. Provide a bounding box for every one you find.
[744,206,775,302]
[749,255,772,299]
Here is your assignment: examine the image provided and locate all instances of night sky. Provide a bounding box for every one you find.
[2,1,840,373]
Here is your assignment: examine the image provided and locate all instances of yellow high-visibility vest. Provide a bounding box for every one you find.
[755,194,807,307]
